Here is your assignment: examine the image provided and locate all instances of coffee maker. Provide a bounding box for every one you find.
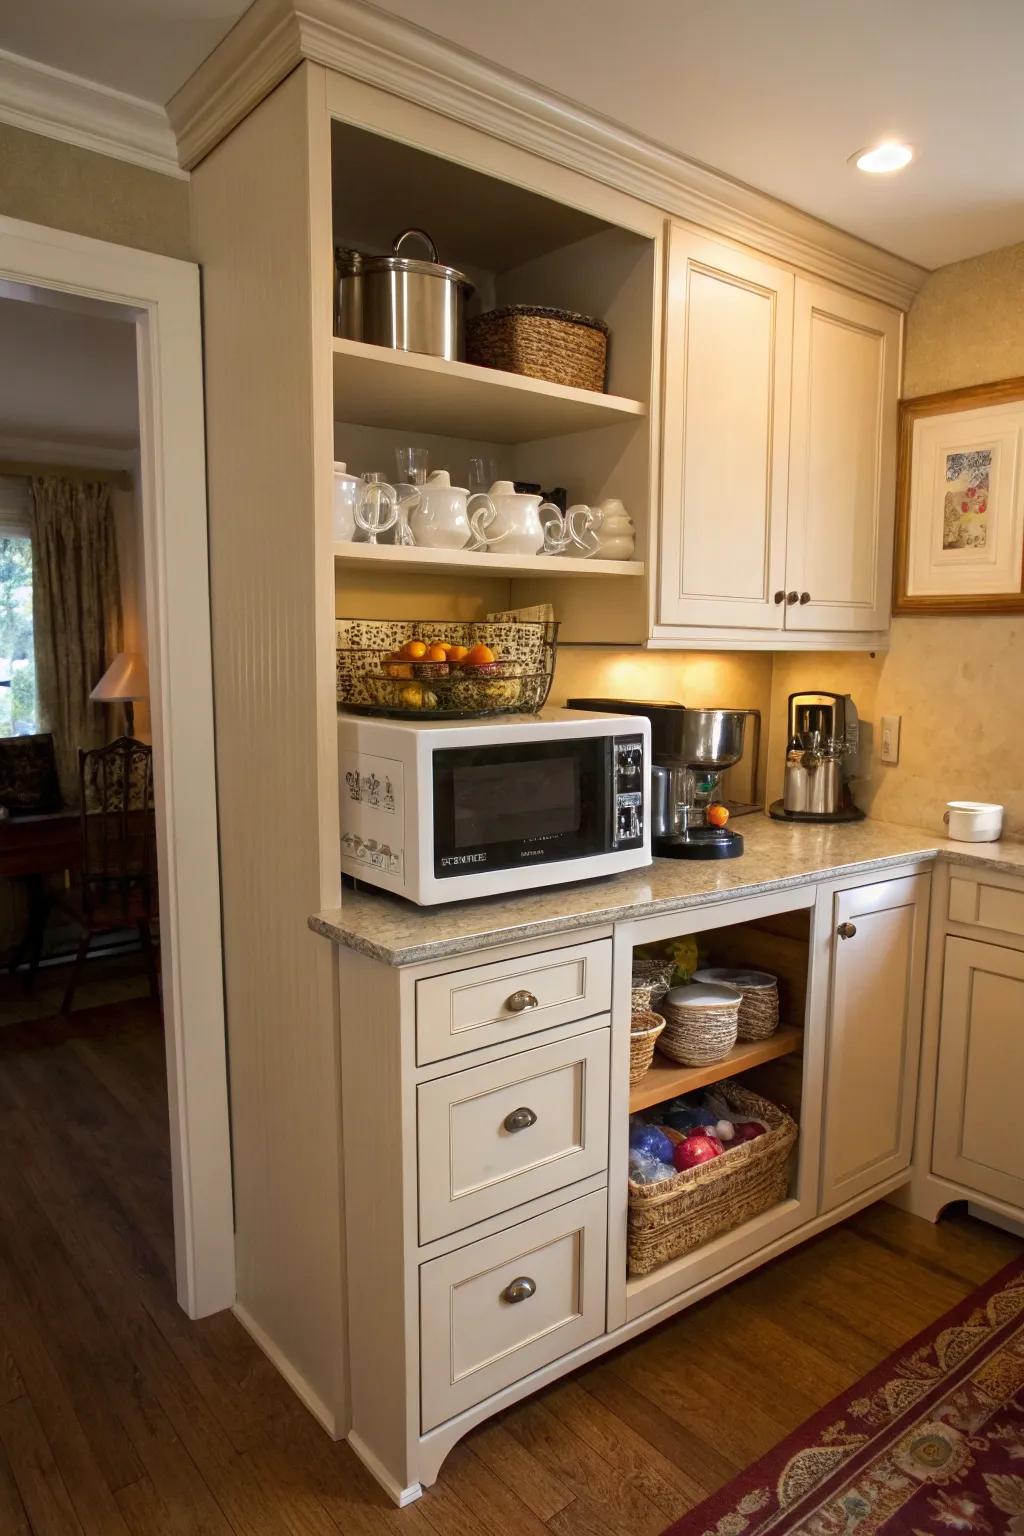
[566,698,752,858]
[769,691,864,823]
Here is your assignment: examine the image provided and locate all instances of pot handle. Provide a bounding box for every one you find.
[393,228,439,263]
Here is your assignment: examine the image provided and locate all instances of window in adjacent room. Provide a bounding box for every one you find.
[0,476,39,737]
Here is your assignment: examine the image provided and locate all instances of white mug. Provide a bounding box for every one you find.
[943,801,1004,842]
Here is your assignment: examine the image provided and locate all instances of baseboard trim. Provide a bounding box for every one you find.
[232,1302,340,1439]
[348,1432,422,1507]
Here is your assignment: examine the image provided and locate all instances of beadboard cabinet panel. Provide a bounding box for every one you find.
[659,225,792,631]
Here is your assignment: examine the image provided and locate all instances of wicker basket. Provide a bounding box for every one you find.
[693,967,780,1042]
[657,983,740,1067]
[629,1011,666,1085]
[630,954,674,1013]
[627,1080,798,1276]
[466,306,608,392]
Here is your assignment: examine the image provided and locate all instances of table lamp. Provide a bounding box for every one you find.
[91,651,149,738]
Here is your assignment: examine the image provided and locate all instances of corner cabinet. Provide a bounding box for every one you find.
[656,224,902,647]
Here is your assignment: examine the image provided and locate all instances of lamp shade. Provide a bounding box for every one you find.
[91,651,149,703]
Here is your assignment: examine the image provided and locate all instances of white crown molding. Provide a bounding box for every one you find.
[168,0,928,308]
[0,45,185,180]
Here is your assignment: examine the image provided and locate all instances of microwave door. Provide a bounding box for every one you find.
[432,738,611,879]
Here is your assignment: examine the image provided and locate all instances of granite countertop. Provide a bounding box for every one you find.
[309,816,1024,967]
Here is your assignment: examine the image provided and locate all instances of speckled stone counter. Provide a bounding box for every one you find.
[309,816,1024,966]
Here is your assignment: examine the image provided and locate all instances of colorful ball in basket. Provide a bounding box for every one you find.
[657,982,741,1067]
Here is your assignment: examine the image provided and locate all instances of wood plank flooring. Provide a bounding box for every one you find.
[0,999,1019,1536]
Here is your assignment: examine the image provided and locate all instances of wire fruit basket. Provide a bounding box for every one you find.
[336,618,559,719]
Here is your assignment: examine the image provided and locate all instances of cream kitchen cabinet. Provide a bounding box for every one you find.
[820,872,930,1212]
[657,224,901,646]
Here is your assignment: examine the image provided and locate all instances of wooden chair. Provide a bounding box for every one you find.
[59,736,159,1014]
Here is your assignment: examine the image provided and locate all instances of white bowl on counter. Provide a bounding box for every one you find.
[943,801,1004,842]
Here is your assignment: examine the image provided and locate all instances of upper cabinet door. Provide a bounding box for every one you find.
[785,281,901,632]
[659,226,793,630]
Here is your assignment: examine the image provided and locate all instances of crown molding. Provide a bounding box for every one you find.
[168,0,928,308]
[0,45,184,179]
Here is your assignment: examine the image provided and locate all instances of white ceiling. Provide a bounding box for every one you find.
[0,296,139,449]
[4,0,1024,268]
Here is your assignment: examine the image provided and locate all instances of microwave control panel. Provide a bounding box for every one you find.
[611,734,645,849]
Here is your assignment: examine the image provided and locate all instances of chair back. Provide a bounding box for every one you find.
[78,737,155,915]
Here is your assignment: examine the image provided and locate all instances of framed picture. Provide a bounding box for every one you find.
[894,376,1024,614]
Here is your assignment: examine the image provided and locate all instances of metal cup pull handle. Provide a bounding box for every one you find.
[837,921,857,939]
[502,1276,536,1304]
[503,1106,538,1133]
[506,989,539,1013]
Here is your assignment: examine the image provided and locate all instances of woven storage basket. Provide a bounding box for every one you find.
[629,1011,666,1085]
[657,983,740,1067]
[630,954,675,1013]
[627,1080,797,1276]
[466,306,609,392]
[693,967,780,1042]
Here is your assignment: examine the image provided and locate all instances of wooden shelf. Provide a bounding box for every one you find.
[333,541,643,579]
[629,1026,804,1113]
[331,337,647,442]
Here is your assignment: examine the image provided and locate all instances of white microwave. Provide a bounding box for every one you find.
[337,707,651,905]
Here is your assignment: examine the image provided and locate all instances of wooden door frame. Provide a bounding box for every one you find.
[0,213,235,1319]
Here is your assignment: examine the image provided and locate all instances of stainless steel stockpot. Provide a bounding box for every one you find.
[335,229,473,361]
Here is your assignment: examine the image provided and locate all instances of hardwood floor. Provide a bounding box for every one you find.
[0,1002,1019,1536]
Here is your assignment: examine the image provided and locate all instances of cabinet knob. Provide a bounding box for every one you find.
[773,590,785,604]
[502,1276,536,1304]
[786,590,799,604]
[837,921,857,939]
[506,989,539,1013]
[503,1106,538,1133]
[799,591,811,605]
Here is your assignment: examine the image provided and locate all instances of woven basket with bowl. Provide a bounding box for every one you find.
[657,982,741,1067]
[466,305,608,392]
[336,617,558,719]
[693,967,780,1041]
[629,1010,666,1085]
[627,1080,798,1275]
[630,952,675,1013]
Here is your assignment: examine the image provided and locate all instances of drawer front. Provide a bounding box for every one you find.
[417,1026,610,1242]
[415,939,612,1065]
[420,1189,607,1431]
[948,874,1024,940]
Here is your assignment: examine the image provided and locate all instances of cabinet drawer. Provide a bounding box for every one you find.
[417,1026,610,1242]
[948,874,1024,940]
[415,939,612,1065]
[419,1189,607,1432]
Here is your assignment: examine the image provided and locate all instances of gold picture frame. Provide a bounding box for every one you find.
[894,376,1024,614]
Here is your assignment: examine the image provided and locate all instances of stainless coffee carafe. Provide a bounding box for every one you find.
[775,690,862,823]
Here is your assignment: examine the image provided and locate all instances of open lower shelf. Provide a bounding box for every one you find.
[332,541,644,578]
[331,336,647,442]
[629,1026,804,1114]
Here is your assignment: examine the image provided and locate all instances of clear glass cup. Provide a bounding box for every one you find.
[354,472,399,544]
[467,456,498,495]
[394,445,430,487]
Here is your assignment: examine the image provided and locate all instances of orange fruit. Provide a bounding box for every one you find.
[400,639,427,660]
[464,644,496,666]
[706,804,730,828]
[425,643,448,662]
[447,645,469,663]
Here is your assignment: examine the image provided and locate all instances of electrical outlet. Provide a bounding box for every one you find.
[880,714,901,765]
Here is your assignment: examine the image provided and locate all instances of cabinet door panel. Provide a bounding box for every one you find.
[933,937,1024,1208]
[786,280,900,632]
[820,873,929,1212]
[659,225,792,630]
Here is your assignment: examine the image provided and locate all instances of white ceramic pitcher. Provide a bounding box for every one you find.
[468,479,567,556]
[395,469,473,550]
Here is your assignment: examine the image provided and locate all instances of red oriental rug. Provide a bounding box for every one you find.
[661,1254,1024,1536]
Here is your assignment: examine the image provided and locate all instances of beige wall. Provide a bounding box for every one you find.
[0,123,190,260]
[766,241,1024,839]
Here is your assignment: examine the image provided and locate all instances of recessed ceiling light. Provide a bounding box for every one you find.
[851,141,914,174]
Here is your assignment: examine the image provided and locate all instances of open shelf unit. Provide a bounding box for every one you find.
[333,541,644,579]
[331,338,646,442]
[629,1025,804,1113]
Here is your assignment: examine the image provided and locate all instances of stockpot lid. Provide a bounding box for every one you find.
[336,228,473,293]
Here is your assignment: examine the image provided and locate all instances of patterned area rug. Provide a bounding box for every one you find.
[661,1254,1024,1535]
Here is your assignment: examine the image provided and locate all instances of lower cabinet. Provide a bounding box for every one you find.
[820,873,930,1212]
[932,937,1024,1209]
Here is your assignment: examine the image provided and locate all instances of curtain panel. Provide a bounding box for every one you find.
[30,476,124,804]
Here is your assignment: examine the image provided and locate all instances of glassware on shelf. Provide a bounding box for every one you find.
[354,472,399,545]
[393,445,430,487]
[467,456,498,495]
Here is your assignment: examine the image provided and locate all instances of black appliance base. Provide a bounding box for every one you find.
[768,799,865,825]
[655,828,744,860]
